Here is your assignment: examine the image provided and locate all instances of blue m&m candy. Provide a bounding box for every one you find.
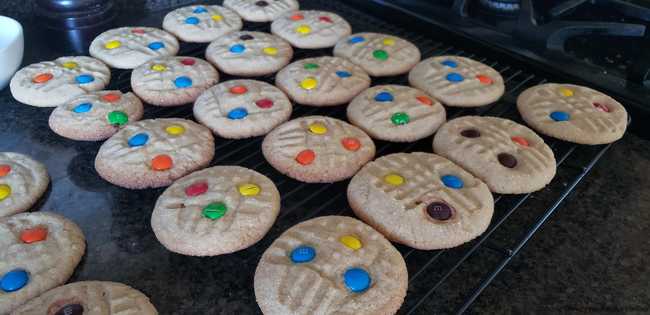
[229,44,245,54]
[128,133,149,147]
[148,42,165,50]
[75,74,94,84]
[227,107,248,120]
[193,7,208,13]
[1,269,29,292]
[290,246,316,263]
[343,268,371,293]
[72,103,92,113]
[336,71,351,78]
[185,17,200,25]
[441,175,464,189]
[174,76,193,88]
[374,91,394,102]
[440,60,458,68]
[550,111,570,122]
[446,72,464,82]
[349,36,365,44]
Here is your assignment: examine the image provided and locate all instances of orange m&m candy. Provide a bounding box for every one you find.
[33,73,53,84]
[511,136,529,147]
[341,137,361,151]
[20,227,48,244]
[102,93,121,103]
[290,14,304,20]
[0,165,10,177]
[151,155,173,171]
[295,150,315,165]
[416,96,433,105]
[230,86,248,94]
[476,75,493,85]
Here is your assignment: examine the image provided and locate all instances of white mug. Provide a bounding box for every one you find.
[0,16,24,90]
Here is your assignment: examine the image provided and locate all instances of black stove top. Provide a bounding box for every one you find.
[364,0,650,137]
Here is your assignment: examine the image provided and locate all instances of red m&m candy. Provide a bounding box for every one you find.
[295,150,315,165]
[0,165,10,177]
[20,227,48,244]
[181,58,196,66]
[185,182,208,197]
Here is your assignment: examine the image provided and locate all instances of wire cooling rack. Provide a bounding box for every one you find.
[100,0,620,313]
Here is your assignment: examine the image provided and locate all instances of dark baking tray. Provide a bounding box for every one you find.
[0,0,621,314]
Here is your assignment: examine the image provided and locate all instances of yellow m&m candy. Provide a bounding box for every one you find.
[238,183,260,196]
[295,25,311,34]
[151,64,167,72]
[559,87,574,97]
[263,47,278,56]
[62,61,78,69]
[165,124,185,135]
[0,184,11,201]
[105,40,121,50]
[300,77,318,90]
[383,38,395,46]
[384,173,405,186]
[212,15,223,21]
[339,235,362,250]
[308,123,327,135]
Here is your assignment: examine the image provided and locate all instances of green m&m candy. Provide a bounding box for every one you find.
[107,111,128,126]
[202,202,227,220]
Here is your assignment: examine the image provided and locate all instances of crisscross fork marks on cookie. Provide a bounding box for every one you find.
[18,60,109,93]
[199,81,288,122]
[167,6,240,30]
[208,32,291,62]
[366,153,483,212]
[136,58,215,94]
[286,57,368,95]
[421,57,501,98]
[97,28,178,57]
[360,87,443,126]
[345,34,417,62]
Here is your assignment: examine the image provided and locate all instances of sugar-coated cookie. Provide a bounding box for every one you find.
[517,83,628,145]
[9,56,111,107]
[262,116,375,183]
[205,31,293,77]
[152,166,280,256]
[254,215,408,315]
[0,212,85,314]
[347,85,446,142]
[131,56,219,107]
[433,116,556,194]
[275,56,371,106]
[11,281,158,315]
[223,0,299,22]
[95,118,215,189]
[348,152,494,250]
[334,33,421,77]
[194,79,292,139]
[409,56,504,107]
[89,27,180,69]
[49,90,144,141]
[162,5,242,43]
[271,10,351,49]
[0,152,49,217]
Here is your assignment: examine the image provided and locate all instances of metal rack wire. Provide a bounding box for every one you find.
[103,0,619,313]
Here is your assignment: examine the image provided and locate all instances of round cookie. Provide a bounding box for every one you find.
[0,152,49,217]
[49,90,144,141]
[255,215,408,315]
[9,56,111,107]
[516,83,628,145]
[0,212,85,314]
[205,31,293,77]
[152,166,280,256]
[408,56,505,107]
[131,56,219,106]
[433,116,556,194]
[334,33,421,77]
[223,0,299,22]
[162,5,242,43]
[95,118,215,189]
[275,56,371,106]
[262,116,375,183]
[89,27,180,69]
[271,10,352,49]
[194,79,292,139]
[348,152,494,250]
[347,85,446,142]
[11,281,158,315]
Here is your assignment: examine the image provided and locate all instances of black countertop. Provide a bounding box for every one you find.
[1,1,649,314]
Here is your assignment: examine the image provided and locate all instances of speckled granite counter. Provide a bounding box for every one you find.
[1,1,648,314]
